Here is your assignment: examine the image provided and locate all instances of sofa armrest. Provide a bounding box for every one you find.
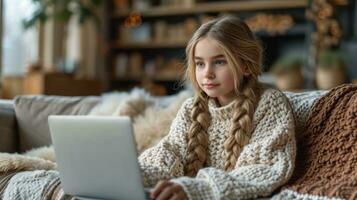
[0,99,18,153]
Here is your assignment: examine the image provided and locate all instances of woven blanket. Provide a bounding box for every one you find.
[274,84,357,200]
[0,170,74,200]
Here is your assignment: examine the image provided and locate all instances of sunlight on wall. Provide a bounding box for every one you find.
[1,0,38,76]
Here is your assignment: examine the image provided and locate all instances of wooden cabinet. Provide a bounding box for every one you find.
[23,71,103,96]
[1,76,24,99]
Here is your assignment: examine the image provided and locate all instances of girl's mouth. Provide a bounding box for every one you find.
[203,84,220,89]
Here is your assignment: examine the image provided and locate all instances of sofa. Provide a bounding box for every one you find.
[0,85,355,200]
[0,96,99,154]
[0,88,323,154]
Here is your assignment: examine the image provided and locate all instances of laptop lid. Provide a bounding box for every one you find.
[48,115,147,200]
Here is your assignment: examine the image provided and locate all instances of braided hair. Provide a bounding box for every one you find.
[183,15,263,176]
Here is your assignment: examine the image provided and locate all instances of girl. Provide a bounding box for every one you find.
[140,15,296,200]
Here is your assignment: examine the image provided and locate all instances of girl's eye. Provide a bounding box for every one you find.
[214,60,227,66]
[195,62,205,68]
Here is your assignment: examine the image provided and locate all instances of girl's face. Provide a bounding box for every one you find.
[194,37,236,106]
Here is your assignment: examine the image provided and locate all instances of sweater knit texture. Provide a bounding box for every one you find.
[139,88,296,200]
[275,84,357,200]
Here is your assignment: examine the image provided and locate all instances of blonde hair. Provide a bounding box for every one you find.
[184,15,263,176]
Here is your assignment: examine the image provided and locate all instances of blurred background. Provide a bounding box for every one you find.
[0,0,356,98]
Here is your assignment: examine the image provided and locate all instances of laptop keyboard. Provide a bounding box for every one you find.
[144,188,153,200]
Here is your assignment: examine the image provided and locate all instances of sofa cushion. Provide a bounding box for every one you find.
[0,100,17,153]
[14,95,100,152]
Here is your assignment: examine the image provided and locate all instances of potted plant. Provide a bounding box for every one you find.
[23,0,102,29]
[23,0,103,76]
[271,55,304,91]
[316,49,347,90]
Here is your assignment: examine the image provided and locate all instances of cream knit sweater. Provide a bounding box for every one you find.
[139,88,296,200]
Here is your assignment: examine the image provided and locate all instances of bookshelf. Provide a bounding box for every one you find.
[103,0,350,95]
[112,41,187,49]
[112,0,348,18]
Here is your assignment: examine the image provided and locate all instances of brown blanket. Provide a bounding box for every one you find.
[281,84,357,199]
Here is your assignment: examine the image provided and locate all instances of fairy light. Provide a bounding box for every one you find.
[124,11,142,28]
[307,0,342,53]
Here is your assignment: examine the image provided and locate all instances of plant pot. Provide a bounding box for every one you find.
[274,68,304,91]
[316,67,346,90]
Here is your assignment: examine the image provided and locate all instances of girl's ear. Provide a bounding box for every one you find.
[238,59,251,76]
[242,64,251,76]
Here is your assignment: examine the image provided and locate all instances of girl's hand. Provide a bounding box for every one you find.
[150,180,187,200]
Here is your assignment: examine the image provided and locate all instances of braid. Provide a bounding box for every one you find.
[223,78,260,171]
[184,93,210,177]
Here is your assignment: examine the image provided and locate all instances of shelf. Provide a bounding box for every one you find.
[113,0,348,18]
[112,41,187,49]
[111,76,180,82]
[112,24,308,50]
[152,76,181,82]
[255,23,308,38]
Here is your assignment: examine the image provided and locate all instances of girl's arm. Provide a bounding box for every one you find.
[139,98,193,187]
[171,90,296,200]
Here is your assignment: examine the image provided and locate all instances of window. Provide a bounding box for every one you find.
[1,0,38,76]
[0,0,3,78]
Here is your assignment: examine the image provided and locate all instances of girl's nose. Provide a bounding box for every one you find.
[204,66,215,79]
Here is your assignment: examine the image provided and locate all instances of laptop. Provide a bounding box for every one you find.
[48,115,152,200]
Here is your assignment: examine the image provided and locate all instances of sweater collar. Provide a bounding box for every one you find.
[208,98,235,120]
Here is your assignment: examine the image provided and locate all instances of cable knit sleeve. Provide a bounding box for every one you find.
[171,89,296,199]
[139,98,193,187]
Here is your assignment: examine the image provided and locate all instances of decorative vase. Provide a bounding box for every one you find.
[275,68,304,91]
[316,67,346,90]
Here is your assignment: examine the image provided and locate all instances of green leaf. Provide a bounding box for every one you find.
[89,0,102,6]
[78,6,92,24]
[271,55,303,74]
[55,8,72,22]
[23,0,103,30]
[318,49,346,69]
[22,6,46,29]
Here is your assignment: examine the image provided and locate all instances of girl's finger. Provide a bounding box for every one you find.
[151,180,172,199]
[171,189,187,200]
[169,193,180,200]
[155,184,176,200]
[171,192,187,200]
